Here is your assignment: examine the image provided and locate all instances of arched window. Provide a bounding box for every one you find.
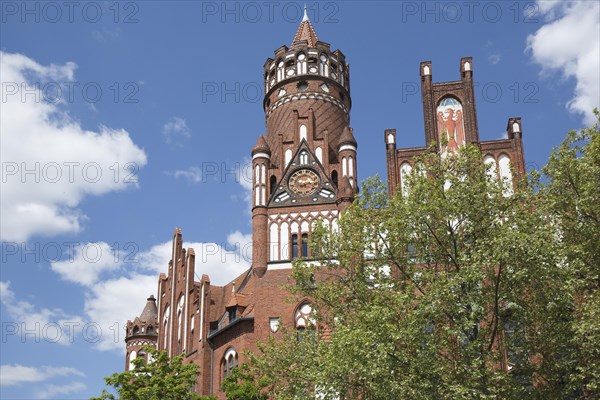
[498,154,513,196]
[299,125,307,142]
[483,155,498,182]
[331,170,338,188]
[319,53,329,77]
[300,150,308,164]
[222,348,238,382]
[146,325,153,334]
[285,149,292,166]
[400,162,412,195]
[163,305,170,348]
[189,315,195,349]
[277,60,284,82]
[297,52,306,75]
[295,302,315,341]
[291,234,299,259]
[128,350,137,371]
[133,325,140,335]
[301,233,309,258]
[270,175,277,196]
[177,295,184,354]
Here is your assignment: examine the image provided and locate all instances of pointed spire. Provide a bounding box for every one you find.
[138,295,158,322]
[252,135,271,156]
[338,126,357,149]
[292,6,318,47]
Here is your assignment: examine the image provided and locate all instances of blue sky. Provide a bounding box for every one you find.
[1,1,598,398]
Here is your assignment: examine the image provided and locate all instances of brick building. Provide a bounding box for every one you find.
[124,10,525,398]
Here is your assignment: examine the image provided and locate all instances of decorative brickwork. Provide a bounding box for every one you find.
[125,12,526,399]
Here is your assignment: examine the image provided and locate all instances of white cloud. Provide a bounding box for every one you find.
[0,52,148,242]
[84,273,159,352]
[0,364,84,387]
[526,1,600,125]
[162,117,191,144]
[487,54,501,65]
[41,234,251,352]
[0,281,84,346]
[50,242,123,286]
[170,166,203,184]
[35,381,86,399]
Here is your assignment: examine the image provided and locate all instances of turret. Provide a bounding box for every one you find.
[251,8,356,277]
[337,126,357,188]
[252,136,271,278]
[125,295,158,371]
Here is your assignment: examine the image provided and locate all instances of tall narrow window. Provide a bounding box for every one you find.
[301,233,308,258]
[277,60,284,81]
[177,295,184,354]
[299,125,307,141]
[331,170,338,188]
[270,175,277,196]
[291,234,299,259]
[222,348,238,382]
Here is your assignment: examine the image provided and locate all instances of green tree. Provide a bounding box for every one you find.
[242,117,600,399]
[221,364,270,400]
[540,109,600,398]
[91,347,215,400]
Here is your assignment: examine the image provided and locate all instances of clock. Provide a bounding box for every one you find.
[288,169,319,195]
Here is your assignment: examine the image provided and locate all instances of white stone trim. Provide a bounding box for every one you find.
[338,144,356,152]
[252,152,270,160]
[268,262,293,270]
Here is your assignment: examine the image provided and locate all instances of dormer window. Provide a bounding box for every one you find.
[228,307,237,323]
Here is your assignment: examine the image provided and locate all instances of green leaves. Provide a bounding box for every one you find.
[91,347,207,400]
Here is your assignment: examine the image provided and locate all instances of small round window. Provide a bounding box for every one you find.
[297,81,308,92]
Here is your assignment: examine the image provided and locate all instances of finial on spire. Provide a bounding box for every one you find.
[302,4,309,22]
[292,4,318,47]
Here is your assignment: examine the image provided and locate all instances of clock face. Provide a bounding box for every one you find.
[288,169,319,195]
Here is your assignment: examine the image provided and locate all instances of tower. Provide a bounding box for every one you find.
[385,58,526,197]
[125,295,158,371]
[252,8,357,277]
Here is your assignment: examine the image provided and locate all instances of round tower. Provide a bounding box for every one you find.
[261,6,351,183]
[250,7,357,277]
[125,295,158,371]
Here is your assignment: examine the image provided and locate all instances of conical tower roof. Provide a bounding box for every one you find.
[338,126,357,148]
[252,135,271,155]
[138,295,158,322]
[291,6,319,47]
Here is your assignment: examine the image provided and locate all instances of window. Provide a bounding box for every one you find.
[331,170,338,187]
[301,233,309,258]
[297,80,308,92]
[228,308,237,323]
[270,175,277,195]
[128,350,137,371]
[132,325,139,335]
[222,348,238,382]
[299,150,308,164]
[295,303,316,341]
[163,305,170,348]
[146,325,153,334]
[177,295,184,354]
[291,234,299,259]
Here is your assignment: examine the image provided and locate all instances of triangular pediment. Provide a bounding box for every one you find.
[268,140,336,207]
